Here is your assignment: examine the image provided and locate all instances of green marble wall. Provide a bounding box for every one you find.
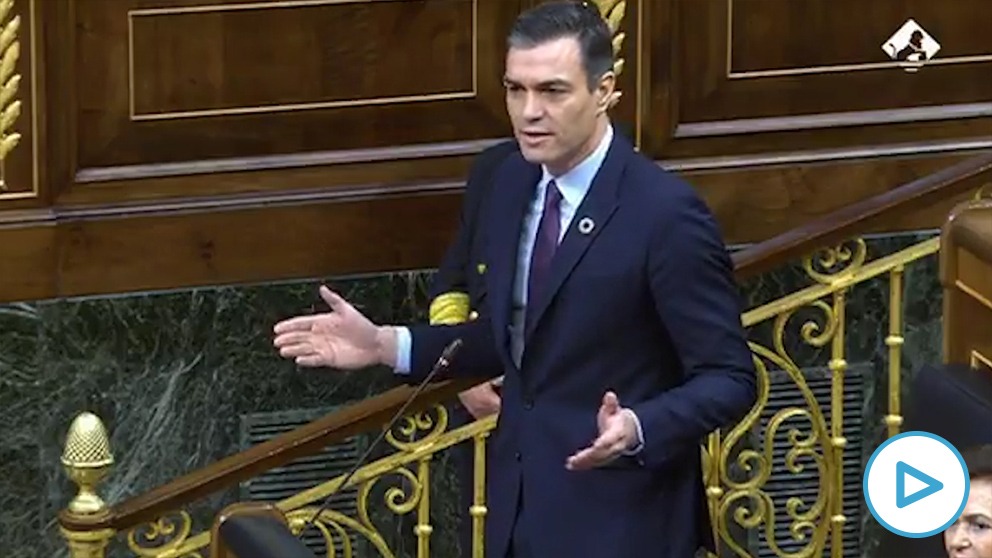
[0,231,944,558]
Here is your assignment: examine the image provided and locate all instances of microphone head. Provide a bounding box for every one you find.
[439,338,463,368]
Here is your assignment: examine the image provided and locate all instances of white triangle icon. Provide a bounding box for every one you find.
[904,474,927,497]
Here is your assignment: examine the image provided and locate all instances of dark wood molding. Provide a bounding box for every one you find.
[674,103,992,138]
[74,139,510,183]
[1,147,991,305]
[663,137,992,172]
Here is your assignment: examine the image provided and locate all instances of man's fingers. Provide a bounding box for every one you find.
[597,428,625,450]
[565,420,632,470]
[273,330,316,348]
[319,286,348,312]
[278,341,313,358]
[602,391,619,410]
[296,354,329,367]
[273,315,320,335]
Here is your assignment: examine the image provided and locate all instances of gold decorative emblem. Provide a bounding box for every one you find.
[429,291,470,325]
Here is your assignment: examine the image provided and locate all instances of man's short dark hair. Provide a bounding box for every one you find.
[963,444,992,480]
[507,1,615,90]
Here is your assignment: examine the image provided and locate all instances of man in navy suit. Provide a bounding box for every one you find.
[273,2,757,556]
[428,88,627,558]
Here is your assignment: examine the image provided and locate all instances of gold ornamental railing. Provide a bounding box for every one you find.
[55,150,992,558]
[55,231,947,558]
[705,234,939,557]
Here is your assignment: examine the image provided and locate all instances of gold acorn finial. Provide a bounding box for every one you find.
[62,412,114,515]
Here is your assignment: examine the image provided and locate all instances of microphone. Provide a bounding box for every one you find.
[298,337,464,532]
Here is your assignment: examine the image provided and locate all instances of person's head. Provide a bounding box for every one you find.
[945,445,992,558]
[503,1,616,175]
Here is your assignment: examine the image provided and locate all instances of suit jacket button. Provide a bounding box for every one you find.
[523,400,533,410]
[515,452,522,462]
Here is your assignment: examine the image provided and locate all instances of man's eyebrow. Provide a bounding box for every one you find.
[502,77,572,88]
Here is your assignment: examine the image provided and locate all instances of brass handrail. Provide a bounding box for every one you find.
[57,151,992,538]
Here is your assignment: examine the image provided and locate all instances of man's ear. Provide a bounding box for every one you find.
[596,71,617,113]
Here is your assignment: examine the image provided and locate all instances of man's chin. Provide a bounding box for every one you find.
[519,146,551,165]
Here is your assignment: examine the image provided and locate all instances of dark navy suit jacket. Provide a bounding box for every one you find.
[429,139,519,314]
[407,131,757,557]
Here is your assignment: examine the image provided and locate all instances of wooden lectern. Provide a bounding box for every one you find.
[941,197,992,372]
[210,502,315,558]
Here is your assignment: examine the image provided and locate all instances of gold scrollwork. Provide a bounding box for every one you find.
[287,506,394,558]
[0,0,20,192]
[714,296,837,557]
[802,239,867,285]
[360,466,423,518]
[126,510,196,557]
[384,404,448,452]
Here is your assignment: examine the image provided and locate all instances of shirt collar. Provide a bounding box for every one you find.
[539,124,613,207]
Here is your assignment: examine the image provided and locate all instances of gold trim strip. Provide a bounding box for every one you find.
[956,279,992,312]
[127,0,477,121]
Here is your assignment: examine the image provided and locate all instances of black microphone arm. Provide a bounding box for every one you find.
[299,337,464,531]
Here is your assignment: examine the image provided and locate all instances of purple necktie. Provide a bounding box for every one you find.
[527,180,562,321]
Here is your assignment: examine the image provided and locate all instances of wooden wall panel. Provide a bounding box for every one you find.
[0,0,990,304]
[642,0,992,158]
[58,0,521,204]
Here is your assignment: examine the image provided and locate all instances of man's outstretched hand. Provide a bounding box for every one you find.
[273,285,398,369]
[565,391,640,470]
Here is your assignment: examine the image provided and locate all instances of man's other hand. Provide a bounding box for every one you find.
[459,381,502,419]
[565,391,639,470]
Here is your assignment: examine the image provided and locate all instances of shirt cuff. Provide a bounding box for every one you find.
[394,326,412,374]
[622,408,645,455]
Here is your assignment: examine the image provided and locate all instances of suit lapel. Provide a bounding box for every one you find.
[487,154,541,361]
[524,134,629,341]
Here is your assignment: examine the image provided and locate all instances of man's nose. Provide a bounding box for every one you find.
[522,93,544,120]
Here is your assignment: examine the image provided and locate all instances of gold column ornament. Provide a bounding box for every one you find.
[60,412,116,558]
[591,0,626,76]
[0,0,21,192]
[591,0,627,109]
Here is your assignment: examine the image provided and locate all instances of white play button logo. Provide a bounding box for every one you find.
[864,431,970,538]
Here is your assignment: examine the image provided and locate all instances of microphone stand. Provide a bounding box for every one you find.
[297,338,464,535]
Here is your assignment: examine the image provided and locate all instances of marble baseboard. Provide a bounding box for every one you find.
[0,232,945,557]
